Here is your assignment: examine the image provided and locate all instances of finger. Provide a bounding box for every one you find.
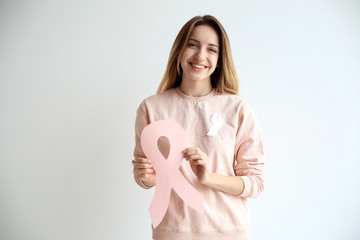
[134,158,151,163]
[184,149,203,157]
[184,147,199,151]
[194,159,205,166]
[134,163,153,169]
[138,172,154,181]
[139,174,147,180]
[189,158,204,165]
[138,168,154,174]
[183,147,198,153]
[184,147,203,153]
[183,150,196,158]
[139,173,152,180]
[184,154,202,161]
[133,163,153,175]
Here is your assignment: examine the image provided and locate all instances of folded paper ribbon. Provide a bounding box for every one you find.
[141,120,205,228]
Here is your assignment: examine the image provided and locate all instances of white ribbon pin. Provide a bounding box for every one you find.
[207,113,228,139]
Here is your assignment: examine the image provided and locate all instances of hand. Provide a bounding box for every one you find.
[183,147,209,184]
[132,157,156,187]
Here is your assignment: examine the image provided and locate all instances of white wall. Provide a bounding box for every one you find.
[1,0,359,239]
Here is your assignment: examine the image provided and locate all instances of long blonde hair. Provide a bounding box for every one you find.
[157,15,239,95]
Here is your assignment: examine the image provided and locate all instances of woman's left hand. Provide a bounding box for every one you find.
[183,147,209,184]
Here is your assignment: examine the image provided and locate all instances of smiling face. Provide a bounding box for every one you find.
[180,25,220,87]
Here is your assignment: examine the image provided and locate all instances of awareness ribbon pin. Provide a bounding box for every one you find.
[207,113,228,138]
[141,120,205,229]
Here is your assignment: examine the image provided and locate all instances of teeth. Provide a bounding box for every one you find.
[191,63,205,69]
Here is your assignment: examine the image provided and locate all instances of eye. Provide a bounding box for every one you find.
[188,42,197,47]
[209,48,217,53]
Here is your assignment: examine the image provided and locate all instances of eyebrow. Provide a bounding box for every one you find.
[189,38,219,48]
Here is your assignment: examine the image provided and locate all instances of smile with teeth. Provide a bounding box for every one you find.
[190,63,207,70]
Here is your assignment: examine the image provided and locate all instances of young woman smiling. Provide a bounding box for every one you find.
[132,15,265,240]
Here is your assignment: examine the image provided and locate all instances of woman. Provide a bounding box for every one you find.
[132,15,265,240]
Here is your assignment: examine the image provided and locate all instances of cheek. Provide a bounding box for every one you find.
[211,55,219,66]
[181,49,192,59]
[180,52,190,65]
[210,56,219,68]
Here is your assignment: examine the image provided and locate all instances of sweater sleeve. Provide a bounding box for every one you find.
[234,100,265,198]
[133,101,152,189]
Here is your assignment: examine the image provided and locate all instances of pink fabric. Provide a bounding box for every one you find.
[133,88,265,240]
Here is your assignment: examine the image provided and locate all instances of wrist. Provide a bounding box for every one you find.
[199,171,212,185]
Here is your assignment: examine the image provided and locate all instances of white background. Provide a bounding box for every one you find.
[1,0,359,239]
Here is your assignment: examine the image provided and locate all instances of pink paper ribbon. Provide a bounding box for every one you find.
[141,120,204,228]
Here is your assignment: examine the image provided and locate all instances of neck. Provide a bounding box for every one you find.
[178,80,213,97]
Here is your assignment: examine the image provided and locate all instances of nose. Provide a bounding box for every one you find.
[194,48,205,61]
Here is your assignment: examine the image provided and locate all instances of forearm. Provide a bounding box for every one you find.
[202,172,244,195]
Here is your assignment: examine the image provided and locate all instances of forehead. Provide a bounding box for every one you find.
[189,25,219,45]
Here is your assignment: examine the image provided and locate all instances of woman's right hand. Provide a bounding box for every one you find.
[132,157,156,187]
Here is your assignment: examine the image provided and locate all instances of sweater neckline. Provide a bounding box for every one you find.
[175,87,216,102]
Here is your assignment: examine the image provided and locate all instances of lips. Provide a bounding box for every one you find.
[190,62,207,71]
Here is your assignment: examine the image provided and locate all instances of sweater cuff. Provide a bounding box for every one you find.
[239,176,253,197]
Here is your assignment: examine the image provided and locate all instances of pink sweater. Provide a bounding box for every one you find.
[134,88,265,240]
